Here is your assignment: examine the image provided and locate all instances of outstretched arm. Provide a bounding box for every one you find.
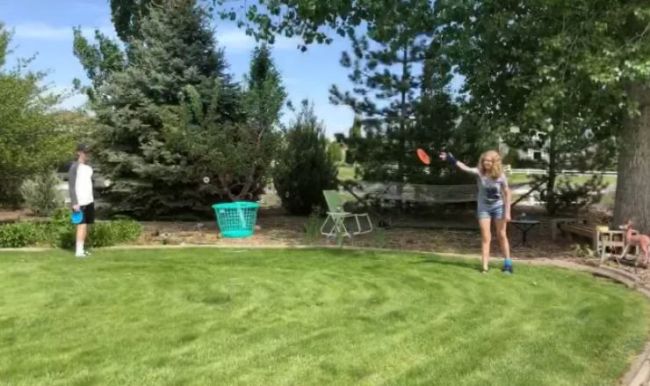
[439,152,478,175]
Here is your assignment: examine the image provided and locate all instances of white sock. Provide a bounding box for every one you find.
[76,241,84,256]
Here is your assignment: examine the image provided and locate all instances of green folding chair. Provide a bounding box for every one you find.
[320,190,373,238]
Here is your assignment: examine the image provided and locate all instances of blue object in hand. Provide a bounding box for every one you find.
[71,211,84,225]
[446,153,457,166]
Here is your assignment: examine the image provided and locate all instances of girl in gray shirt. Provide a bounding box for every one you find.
[440,150,512,273]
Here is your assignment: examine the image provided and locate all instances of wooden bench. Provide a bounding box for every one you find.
[555,219,598,250]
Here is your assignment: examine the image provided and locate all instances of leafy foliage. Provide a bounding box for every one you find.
[327,142,343,164]
[57,219,142,249]
[0,222,42,248]
[435,0,629,213]
[20,171,65,217]
[0,23,74,206]
[0,207,142,249]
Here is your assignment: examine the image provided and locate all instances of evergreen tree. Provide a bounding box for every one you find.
[75,0,242,217]
[343,114,363,164]
[244,45,286,138]
[110,0,159,42]
[174,44,285,202]
[329,0,460,184]
[273,101,338,215]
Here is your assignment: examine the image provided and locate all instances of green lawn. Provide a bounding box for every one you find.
[0,248,648,385]
[338,164,358,181]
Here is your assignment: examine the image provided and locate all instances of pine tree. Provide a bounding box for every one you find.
[273,101,338,215]
[329,0,460,184]
[174,44,285,203]
[110,0,159,42]
[81,0,242,217]
[244,44,286,138]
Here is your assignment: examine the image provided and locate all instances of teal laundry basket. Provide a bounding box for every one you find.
[212,201,260,238]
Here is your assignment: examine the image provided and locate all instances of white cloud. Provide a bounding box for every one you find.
[12,23,115,41]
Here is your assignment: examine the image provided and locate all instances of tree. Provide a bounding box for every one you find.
[74,0,243,217]
[216,0,379,48]
[244,44,286,138]
[273,101,338,215]
[333,115,362,165]
[328,1,461,184]
[110,0,159,41]
[222,0,650,226]
[0,23,8,67]
[174,83,280,203]
[0,24,73,206]
[221,0,473,185]
[173,44,285,202]
[436,0,622,214]
[327,141,343,163]
[73,28,126,103]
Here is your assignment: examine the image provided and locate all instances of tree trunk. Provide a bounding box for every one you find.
[546,131,558,215]
[395,45,408,210]
[613,82,650,233]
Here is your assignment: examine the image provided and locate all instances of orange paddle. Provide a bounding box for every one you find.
[416,148,431,165]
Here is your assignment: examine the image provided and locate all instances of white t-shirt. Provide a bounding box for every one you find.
[68,162,94,206]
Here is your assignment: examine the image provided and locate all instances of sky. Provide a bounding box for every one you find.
[0,0,357,137]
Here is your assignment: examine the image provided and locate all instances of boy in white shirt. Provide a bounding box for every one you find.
[68,143,94,258]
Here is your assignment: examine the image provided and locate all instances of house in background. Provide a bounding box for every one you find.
[498,127,549,164]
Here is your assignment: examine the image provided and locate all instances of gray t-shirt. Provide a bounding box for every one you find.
[469,168,508,205]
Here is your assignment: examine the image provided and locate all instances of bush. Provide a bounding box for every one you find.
[20,171,65,216]
[0,207,143,249]
[57,219,143,249]
[273,101,338,215]
[327,142,344,164]
[502,148,520,168]
[110,220,143,243]
[0,222,43,248]
[553,175,608,213]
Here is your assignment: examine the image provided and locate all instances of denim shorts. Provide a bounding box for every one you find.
[477,201,504,220]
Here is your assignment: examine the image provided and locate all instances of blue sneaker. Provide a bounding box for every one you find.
[502,258,513,274]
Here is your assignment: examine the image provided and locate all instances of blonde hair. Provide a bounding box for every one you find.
[478,150,503,179]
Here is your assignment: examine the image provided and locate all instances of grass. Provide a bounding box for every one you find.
[0,248,648,385]
[338,164,358,181]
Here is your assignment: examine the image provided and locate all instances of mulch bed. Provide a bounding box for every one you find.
[3,206,648,284]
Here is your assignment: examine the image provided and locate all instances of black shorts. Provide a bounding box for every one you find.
[79,203,95,224]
